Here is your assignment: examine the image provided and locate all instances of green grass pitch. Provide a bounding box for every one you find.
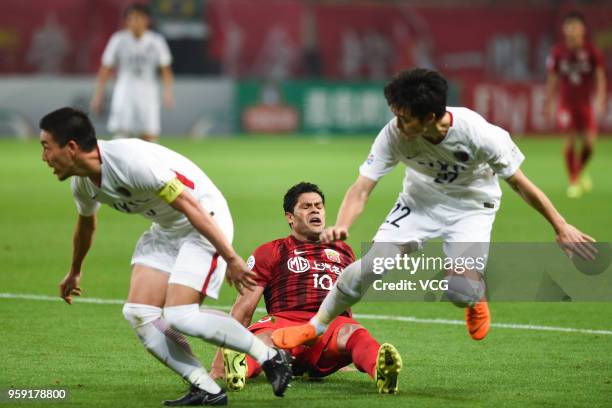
[1,136,611,407]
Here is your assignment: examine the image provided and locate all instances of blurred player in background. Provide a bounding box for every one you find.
[209,182,402,394]
[39,108,291,406]
[271,68,596,351]
[91,3,174,142]
[545,11,607,198]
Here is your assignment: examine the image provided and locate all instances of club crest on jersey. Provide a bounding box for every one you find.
[324,249,341,263]
[287,256,310,273]
[247,255,255,271]
[366,154,374,165]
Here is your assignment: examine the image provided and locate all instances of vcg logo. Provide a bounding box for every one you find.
[287,256,310,273]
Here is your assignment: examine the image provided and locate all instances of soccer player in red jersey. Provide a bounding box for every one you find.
[545,11,607,198]
[210,182,402,394]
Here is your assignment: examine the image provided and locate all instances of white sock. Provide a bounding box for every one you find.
[186,369,221,394]
[164,304,277,364]
[122,303,220,392]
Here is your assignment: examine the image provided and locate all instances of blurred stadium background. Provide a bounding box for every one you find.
[1,1,611,407]
[1,0,611,138]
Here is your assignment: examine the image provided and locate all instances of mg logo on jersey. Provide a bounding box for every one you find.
[324,249,341,263]
[287,256,310,273]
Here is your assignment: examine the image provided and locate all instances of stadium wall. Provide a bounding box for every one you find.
[0,77,234,137]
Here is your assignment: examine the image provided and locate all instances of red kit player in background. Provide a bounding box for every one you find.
[210,182,402,394]
[545,11,607,198]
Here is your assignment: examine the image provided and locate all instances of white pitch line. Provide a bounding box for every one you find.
[2,292,611,336]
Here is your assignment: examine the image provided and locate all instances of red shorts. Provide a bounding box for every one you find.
[558,104,597,134]
[249,310,363,377]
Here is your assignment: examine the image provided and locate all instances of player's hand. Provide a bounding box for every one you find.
[320,226,349,243]
[163,90,174,109]
[556,223,597,261]
[90,95,103,115]
[59,272,82,305]
[544,98,556,123]
[225,257,257,295]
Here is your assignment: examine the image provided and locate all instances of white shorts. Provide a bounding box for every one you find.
[108,82,160,135]
[373,192,496,270]
[131,209,233,299]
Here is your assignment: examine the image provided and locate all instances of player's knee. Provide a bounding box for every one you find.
[122,303,162,328]
[444,274,485,307]
[335,324,364,351]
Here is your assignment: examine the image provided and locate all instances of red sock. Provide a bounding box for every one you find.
[564,144,579,183]
[345,329,380,378]
[578,144,593,175]
[246,355,261,378]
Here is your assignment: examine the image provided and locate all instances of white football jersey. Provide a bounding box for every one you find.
[102,30,172,87]
[71,139,227,232]
[359,107,524,210]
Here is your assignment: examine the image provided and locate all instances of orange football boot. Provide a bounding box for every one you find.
[271,323,318,349]
[465,300,490,340]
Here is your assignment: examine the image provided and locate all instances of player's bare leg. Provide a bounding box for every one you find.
[121,265,223,404]
[163,284,291,397]
[578,130,596,194]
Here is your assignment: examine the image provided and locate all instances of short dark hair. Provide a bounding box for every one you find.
[384,68,448,121]
[39,107,97,152]
[125,3,151,18]
[562,11,585,25]
[283,182,325,213]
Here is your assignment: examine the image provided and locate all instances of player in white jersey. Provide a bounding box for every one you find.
[39,108,292,406]
[272,68,596,350]
[91,3,174,142]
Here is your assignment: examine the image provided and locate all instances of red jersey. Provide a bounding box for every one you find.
[248,235,355,316]
[547,42,604,106]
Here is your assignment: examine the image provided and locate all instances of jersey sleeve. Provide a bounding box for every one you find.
[156,35,172,66]
[71,177,101,216]
[359,121,399,181]
[592,45,605,69]
[101,33,121,67]
[478,123,525,179]
[247,243,276,287]
[125,154,184,203]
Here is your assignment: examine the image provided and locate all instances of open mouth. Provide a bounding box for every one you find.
[309,216,322,226]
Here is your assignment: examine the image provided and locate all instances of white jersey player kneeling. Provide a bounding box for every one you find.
[40,107,292,406]
[91,3,174,142]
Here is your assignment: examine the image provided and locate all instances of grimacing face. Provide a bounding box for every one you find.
[40,131,77,181]
[286,192,326,239]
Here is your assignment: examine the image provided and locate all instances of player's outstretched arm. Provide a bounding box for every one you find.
[321,175,377,243]
[594,67,607,118]
[505,169,596,260]
[210,286,265,379]
[60,214,96,304]
[90,66,113,114]
[169,190,257,294]
[160,65,174,109]
[544,72,558,121]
